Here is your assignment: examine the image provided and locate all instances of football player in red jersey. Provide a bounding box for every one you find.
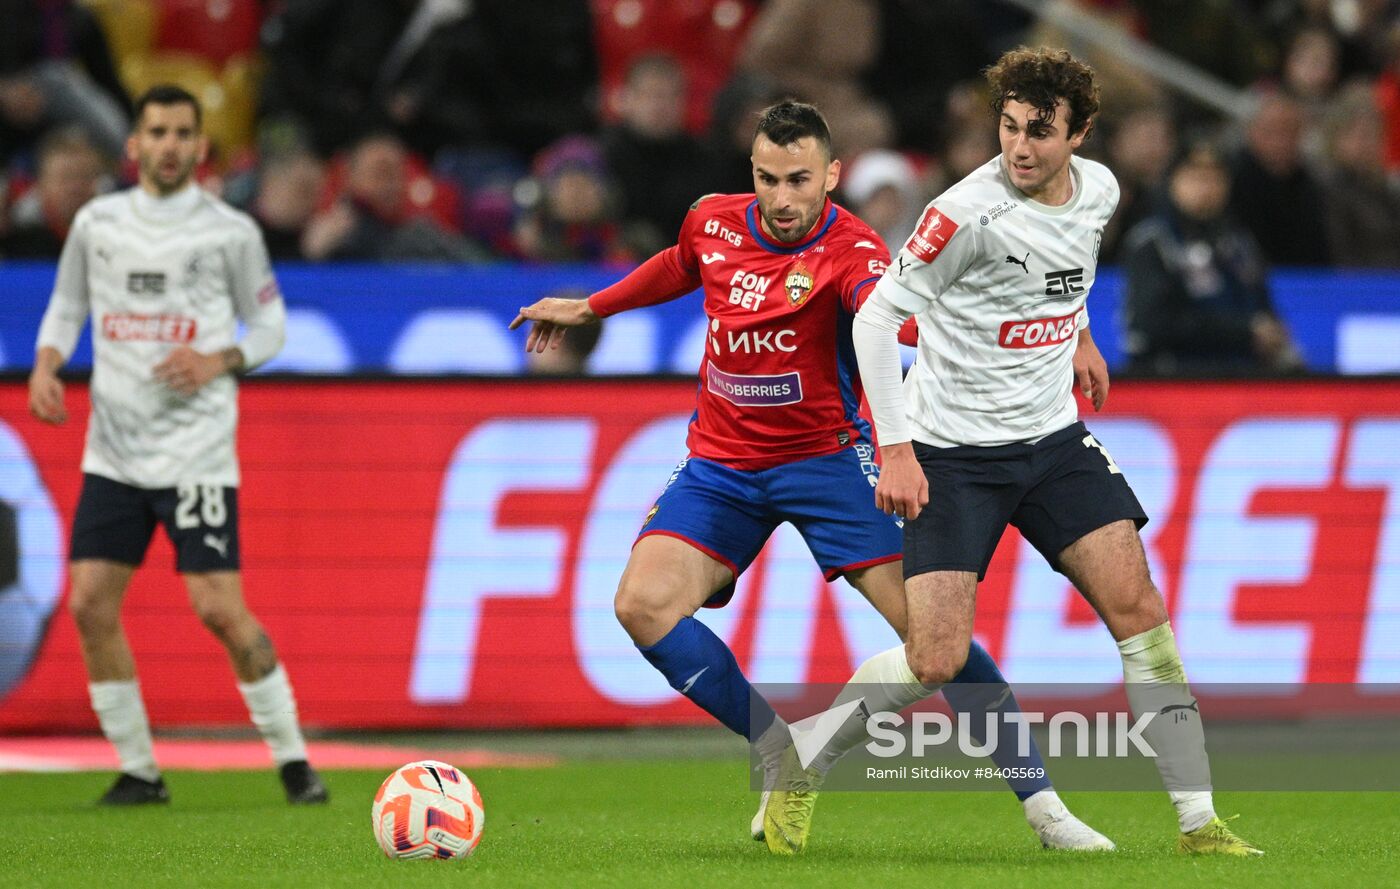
[511,101,1110,854]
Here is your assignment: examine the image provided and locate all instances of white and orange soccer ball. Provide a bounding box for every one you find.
[371,760,485,860]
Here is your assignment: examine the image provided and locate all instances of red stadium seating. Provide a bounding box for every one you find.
[590,0,759,134]
[152,0,262,68]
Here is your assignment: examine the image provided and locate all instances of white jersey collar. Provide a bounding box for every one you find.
[130,183,202,223]
[999,155,1083,217]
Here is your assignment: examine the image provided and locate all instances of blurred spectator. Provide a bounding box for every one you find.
[592,0,759,135]
[524,289,604,375]
[2,127,108,258]
[513,136,641,264]
[259,0,498,158]
[737,0,894,157]
[601,55,719,248]
[841,150,923,249]
[1137,0,1272,89]
[1319,82,1400,267]
[251,152,327,261]
[1229,92,1332,265]
[1279,25,1344,157]
[706,72,785,194]
[1379,23,1400,174]
[863,0,995,151]
[1101,107,1178,262]
[0,0,129,165]
[302,133,488,262]
[1121,142,1301,375]
[471,0,598,157]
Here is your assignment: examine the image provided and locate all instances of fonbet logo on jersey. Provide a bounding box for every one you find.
[999,310,1078,349]
[905,205,959,262]
[101,313,197,343]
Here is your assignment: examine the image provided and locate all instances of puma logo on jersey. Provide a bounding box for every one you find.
[203,534,229,558]
[701,251,725,264]
[999,311,1078,349]
[1006,252,1029,273]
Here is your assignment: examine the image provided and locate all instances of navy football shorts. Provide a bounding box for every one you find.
[637,445,903,606]
[69,473,241,572]
[903,421,1148,581]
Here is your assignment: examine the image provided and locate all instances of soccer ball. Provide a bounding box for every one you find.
[371,760,485,860]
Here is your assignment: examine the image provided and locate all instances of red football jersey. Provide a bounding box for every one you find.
[672,193,891,469]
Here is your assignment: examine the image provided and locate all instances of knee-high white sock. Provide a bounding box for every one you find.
[808,645,940,775]
[89,680,159,782]
[237,664,309,766]
[1118,623,1215,833]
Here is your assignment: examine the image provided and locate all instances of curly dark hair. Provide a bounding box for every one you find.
[984,47,1099,139]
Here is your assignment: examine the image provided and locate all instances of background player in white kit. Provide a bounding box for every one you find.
[780,48,1264,857]
[27,85,327,806]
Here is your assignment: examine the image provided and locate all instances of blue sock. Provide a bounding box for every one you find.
[638,616,776,740]
[943,641,1053,800]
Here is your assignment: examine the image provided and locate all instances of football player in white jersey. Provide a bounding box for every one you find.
[28,85,327,806]
[769,48,1262,857]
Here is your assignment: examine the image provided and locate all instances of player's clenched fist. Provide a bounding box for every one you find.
[27,369,67,424]
[875,442,929,520]
[509,297,600,354]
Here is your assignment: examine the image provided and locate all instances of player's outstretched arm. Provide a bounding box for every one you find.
[28,346,68,425]
[1073,328,1109,411]
[509,298,600,354]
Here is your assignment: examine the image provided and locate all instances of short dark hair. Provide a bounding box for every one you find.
[985,47,1099,139]
[132,84,202,130]
[753,100,832,159]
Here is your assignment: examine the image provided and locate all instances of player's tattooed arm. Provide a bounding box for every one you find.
[153,346,246,396]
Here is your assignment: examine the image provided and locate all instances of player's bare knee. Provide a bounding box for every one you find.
[613,582,665,637]
[193,600,246,641]
[68,590,120,639]
[907,644,967,687]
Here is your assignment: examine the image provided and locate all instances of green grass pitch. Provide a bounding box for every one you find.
[4,761,1393,888]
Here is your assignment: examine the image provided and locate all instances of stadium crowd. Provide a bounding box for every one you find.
[2,0,1398,277]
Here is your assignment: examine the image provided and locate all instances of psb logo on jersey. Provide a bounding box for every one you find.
[998,311,1079,349]
[785,260,814,308]
[904,205,959,263]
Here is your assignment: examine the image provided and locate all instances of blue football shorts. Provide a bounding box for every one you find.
[636,444,903,606]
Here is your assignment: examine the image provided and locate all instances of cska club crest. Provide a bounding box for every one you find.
[785,260,814,308]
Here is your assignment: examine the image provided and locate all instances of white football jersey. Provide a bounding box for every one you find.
[871,155,1118,446]
[36,185,286,488]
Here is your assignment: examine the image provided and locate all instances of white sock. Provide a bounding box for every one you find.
[753,712,791,768]
[237,664,308,766]
[1022,788,1069,828]
[809,644,940,775]
[88,680,159,782]
[1118,623,1216,833]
